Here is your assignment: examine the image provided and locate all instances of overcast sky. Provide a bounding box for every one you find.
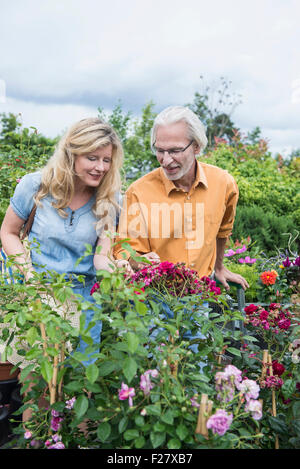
[0,0,299,156]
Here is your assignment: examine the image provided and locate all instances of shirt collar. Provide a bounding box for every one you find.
[159,160,208,196]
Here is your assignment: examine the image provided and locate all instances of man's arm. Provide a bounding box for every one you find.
[214,237,249,290]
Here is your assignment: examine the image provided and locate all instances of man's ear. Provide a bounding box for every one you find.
[193,142,201,155]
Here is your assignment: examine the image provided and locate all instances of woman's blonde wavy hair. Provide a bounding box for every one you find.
[35,117,123,231]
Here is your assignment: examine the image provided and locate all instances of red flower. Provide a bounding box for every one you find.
[260,270,278,286]
[244,304,258,314]
[259,310,269,320]
[277,318,291,330]
[269,303,281,310]
[272,360,285,377]
[90,282,100,295]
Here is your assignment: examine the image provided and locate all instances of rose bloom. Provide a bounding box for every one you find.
[244,304,259,314]
[206,409,233,436]
[237,379,260,401]
[259,310,269,320]
[245,399,262,420]
[272,360,285,376]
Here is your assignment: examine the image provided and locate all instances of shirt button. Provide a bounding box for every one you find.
[190,262,195,267]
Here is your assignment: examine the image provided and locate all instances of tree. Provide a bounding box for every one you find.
[186,76,242,148]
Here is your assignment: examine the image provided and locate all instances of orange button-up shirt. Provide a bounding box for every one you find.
[114,160,239,277]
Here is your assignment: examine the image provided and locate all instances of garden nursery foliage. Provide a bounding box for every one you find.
[0,103,299,450]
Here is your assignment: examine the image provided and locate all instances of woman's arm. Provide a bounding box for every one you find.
[0,206,34,281]
[94,234,133,274]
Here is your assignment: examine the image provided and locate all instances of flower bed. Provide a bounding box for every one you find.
[0,254,299,449]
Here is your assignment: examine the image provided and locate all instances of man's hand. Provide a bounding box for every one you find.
[214,265,249,291]
[129,252,160,271]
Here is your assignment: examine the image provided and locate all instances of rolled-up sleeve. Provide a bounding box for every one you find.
[217,175,239,238]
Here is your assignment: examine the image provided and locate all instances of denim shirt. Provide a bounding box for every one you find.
[10,171,120,284]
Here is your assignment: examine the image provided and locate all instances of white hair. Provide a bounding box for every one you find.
[151,105,208,153]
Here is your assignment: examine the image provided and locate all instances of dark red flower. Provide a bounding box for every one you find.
[259,310,269,320]
[244,304,258,314]
[272,360,285,377]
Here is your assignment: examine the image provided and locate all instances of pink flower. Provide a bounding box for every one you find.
[237,379,260,401]
[48,442,65,449]
[140,374,154,396]
[90,282,100,295]
[24,431,32,439]
[224,249,236,257]
[261,376,283,389]
[190,396,200,408]
[223,365,243,387]
[245,399,262,420]
[206,409,233,436]
[235,245,247,254]
[65,397,76,409]
[118,382,135,407]
[140,408,147,416]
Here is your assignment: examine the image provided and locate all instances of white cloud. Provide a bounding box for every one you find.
[0,0,299,154]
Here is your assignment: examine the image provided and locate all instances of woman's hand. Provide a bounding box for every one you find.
[129,251,161,271]
[114,259,134,275]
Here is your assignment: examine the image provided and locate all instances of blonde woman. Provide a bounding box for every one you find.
[0,117,130,364]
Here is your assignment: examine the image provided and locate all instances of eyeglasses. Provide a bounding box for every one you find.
[152,140,194,157]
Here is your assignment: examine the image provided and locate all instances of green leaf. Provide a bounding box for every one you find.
[123,356,137,383]
[176,423,189,441]
[26,326,38,346]
[97,422,111,442]
[126,332,140,354]
[150,432,166,449]
[85,363,99,384]
[135,436,145,449]
[20,363,36,381]
[100,278,111,294]
[124,429,139,441]
[145,404,161,417]
[167,438,181,449]
[118,416,128,433]
[134,298,147,316]
[98,361,117,376]
[282,379,295,400]
[227,347,242,357]
[64,380,84,392]
[243,335,258,342]
[161,410,174,425]
[268,415,288,434]
[74,394,89,419]
[40,360,53,383]
[134,416,145,427]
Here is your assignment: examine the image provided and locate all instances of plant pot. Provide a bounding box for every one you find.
[9,387,22,427]
[0,379,19,405]
[0,404,10,447]
[0,362,19,381]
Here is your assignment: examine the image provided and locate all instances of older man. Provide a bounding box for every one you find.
[114,105,248,291]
